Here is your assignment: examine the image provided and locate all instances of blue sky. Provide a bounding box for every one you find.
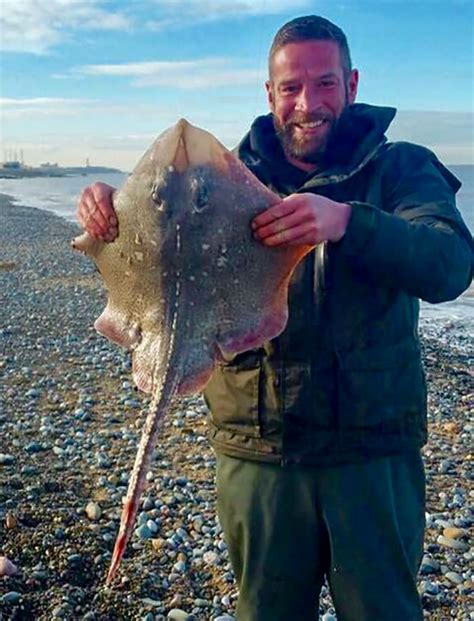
[0,0,472,169]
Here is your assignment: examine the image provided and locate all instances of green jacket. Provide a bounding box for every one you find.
[204,104,473,465]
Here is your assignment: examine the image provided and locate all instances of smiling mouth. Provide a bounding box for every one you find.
[294,119,327,130]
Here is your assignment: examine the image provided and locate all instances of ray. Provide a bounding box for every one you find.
[72,119,313,582]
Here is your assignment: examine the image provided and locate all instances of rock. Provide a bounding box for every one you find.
[0,556,18,577]
[25,441,45,453]
[420,555,440,574]
[168,594,183,608]
[443,526,467,540]
[167,610,192,620]
[436,535,469,551]
[0,453,15,465]
[445,571,464,585]
[203,551,220,566]
[85,501,102,521]
[173,560,186,573]
[419,580,440,596]
[5,512,17,529]
[152,537,166,551]
[213,617,235,621]
[136,524,153,539]
[147,518,159,534]
[142,597,162,607]
[1,591,22,604]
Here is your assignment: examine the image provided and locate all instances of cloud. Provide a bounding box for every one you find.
[0,0,314,55]
[145,0,313,30]
[76,58,264,88]
[0,0,130,54]
[0,97,98,119]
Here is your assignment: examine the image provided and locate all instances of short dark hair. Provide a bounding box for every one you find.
[268,15,352,79]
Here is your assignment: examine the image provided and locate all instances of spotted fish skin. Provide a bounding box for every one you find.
[72,119,313,583]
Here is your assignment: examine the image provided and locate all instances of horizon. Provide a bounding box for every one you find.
[1,0,473,169]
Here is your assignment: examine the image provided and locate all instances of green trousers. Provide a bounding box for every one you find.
[216,451,425,621]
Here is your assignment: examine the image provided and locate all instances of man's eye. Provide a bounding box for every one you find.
[281,85,298,95]
[320,80,336,88]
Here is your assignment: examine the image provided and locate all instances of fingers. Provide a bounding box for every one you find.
[251,197,298,230]
[77,182,118,242]
[258,221,318,247]
[253,208,308,242]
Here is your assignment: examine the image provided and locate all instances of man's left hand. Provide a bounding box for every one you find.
[251,193,352,247]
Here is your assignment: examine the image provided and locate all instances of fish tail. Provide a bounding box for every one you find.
[105,367,180,584]
[106,499,136,584]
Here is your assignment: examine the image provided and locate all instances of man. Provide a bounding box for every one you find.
[77,15,473,621]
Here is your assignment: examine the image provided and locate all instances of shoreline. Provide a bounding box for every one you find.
[0,195,472,620]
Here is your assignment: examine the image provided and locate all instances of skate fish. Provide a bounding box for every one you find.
[72,119,312,583]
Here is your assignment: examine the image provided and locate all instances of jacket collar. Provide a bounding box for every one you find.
[236,103,396,193]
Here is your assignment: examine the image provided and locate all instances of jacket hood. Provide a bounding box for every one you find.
[236,103,397,192]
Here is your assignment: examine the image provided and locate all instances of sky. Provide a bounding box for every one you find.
[0,0,473,170]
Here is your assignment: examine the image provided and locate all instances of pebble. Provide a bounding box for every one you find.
[0,453,15,465]
[445,571,464,585]
[85,501,102,521]
[1,591,22,604]
[443,526,467,540]
[25,441,45,453]
[437,535,469,551]
[0,203,472,620]
[167,610,193,620]
[419,580,440,596]
[136,524,153,539]
[203,551,220,566]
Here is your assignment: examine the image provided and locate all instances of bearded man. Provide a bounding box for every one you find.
[77,15,473,621]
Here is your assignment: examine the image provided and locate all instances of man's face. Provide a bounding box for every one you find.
[266,40,359,170]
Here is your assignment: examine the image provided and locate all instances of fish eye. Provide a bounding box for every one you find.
[190,175,209,213]
[151,181,166,211]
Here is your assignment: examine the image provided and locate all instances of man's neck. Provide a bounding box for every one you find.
[284,150,319,173]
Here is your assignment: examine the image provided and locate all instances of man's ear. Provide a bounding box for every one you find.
[347,69,359,105]
[265,80,275,112]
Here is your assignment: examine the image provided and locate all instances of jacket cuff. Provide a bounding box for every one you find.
[336,201,379,255]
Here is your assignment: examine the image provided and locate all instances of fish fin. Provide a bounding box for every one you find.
[177,367,214,394]
[94,306,141,349]
[131,332,163,394]
[71,232,102,256]
[217,244,312,355]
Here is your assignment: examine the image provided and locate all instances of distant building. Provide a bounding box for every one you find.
[40,162,58,168]
[1,161,21,169]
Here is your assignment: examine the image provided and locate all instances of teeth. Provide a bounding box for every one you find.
[298,120,325,128]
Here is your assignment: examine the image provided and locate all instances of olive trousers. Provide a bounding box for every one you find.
[215,451,425,621]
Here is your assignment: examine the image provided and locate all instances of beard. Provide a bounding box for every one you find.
[273,106,346,166]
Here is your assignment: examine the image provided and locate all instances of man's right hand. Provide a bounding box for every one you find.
[77,182,118,242]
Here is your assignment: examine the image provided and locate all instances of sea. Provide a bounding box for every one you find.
[1,165,472,334]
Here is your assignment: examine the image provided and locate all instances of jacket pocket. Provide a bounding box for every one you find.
[336,339,426,432]
[204,350,262,438]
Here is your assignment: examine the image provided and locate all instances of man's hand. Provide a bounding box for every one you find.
[77,182,118,242]
[251,193,352,247]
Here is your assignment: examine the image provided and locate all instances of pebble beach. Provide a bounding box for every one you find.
[0,193,472,620]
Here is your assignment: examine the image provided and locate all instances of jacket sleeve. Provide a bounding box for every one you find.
[336,144,474,303]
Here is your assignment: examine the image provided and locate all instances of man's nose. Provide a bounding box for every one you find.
[295,86,321,113]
